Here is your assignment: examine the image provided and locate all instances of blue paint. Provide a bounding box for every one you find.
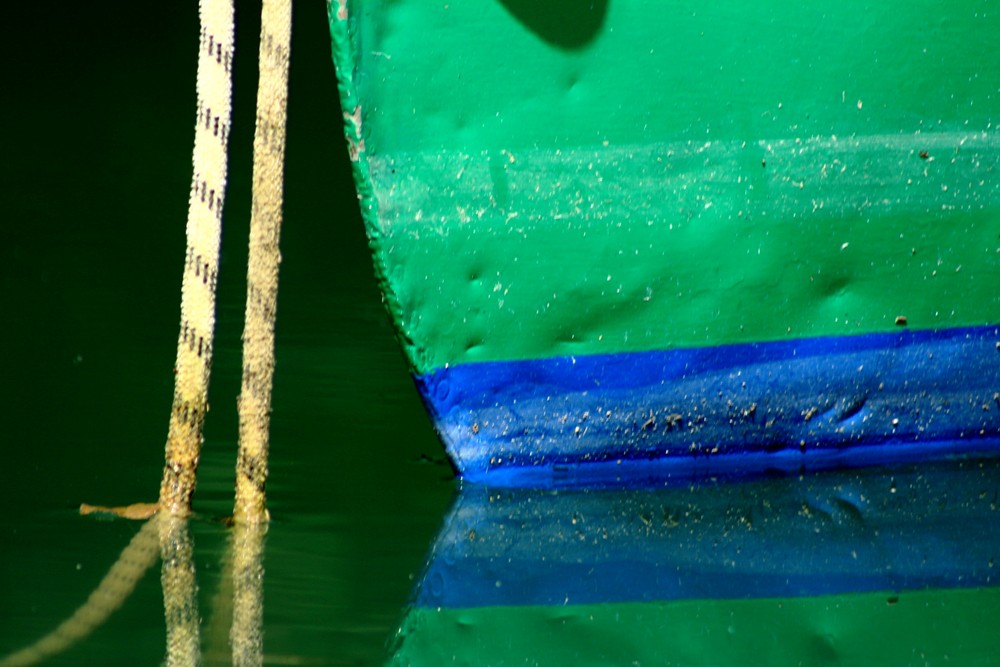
[413,459,1000,609]
[416,326,1000,486]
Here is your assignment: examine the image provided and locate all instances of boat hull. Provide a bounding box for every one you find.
[328,1,1000,485]
[419,326,1000,485]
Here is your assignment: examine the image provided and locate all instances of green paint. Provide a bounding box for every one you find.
[330,1,1000,374]
[353,0,998,153]
[375,139,999,372]
[390,587,1000,666]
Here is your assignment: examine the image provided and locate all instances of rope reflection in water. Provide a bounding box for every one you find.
[0,513,268,666]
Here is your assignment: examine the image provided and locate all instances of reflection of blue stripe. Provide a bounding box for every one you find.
[416,326,1000,486]
[413,461,1000,609]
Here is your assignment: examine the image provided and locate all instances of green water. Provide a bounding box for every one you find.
[1,3,452,665]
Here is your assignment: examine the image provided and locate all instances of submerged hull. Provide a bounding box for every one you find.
[328,1,1000,485]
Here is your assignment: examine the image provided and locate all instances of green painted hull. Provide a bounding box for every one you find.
[324,6,1000,661]
[328,1,1000,483]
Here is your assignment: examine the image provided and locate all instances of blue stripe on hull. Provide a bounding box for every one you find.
[415,326,1000,486]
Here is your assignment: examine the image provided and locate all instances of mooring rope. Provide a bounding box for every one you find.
[234,0,292,526]
[159,0,235,516]
[0,0,292,661]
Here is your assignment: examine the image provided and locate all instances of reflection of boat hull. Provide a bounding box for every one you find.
[393,589,1000,666]
[391,460,1000,664]
[328,3,1000,484]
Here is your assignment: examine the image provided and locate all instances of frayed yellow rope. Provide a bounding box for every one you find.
[159,0,235,516]
[235,0,292,526]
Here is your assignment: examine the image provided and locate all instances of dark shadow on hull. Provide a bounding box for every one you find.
[497,0,609,50]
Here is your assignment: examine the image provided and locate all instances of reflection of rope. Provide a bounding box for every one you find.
[235,0,292,525]
[0,516,213,667]
[200,520,268,665]
[159,0,235,516]
[159,515,202,666]
[0,518,161,667]
[230,521,268,665]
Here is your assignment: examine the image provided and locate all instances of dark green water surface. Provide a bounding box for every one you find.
[1,3,452,664]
